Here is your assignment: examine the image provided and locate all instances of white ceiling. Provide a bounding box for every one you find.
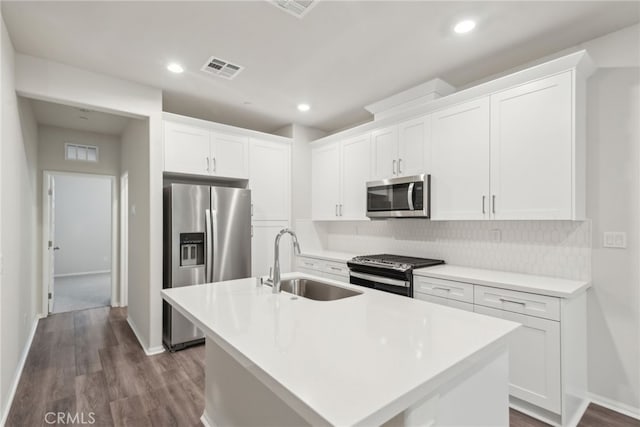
[3,1,639,134]
[30,98,130,136]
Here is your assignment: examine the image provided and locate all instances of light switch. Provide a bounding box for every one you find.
[603,232,626,249]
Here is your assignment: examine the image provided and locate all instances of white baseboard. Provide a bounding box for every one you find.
[0,314,44,426]
[588,392,640,420]
[126,316,164,356]
[54,270,111,278]
[566,398,591,427]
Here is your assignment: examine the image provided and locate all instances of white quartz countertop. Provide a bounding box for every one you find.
[162,273,519,426]
[414,265,590,298]
[297,250,356,263]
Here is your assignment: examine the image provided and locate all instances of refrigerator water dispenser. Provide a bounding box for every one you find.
[179,233,204,267]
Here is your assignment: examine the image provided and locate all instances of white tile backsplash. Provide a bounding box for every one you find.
[320,220,591,281]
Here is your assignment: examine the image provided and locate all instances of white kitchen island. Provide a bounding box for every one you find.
[162,273,519,427]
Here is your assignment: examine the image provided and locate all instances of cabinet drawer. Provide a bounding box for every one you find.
[414,276,474,303]
[474,285,560,321]
[415,293,474,312]
[296,257,323,272]
[322,260,349,278]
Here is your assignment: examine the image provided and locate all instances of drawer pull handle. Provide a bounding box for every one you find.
[499,297,526,306]
[433,287,451,292]
[329,266,342,271]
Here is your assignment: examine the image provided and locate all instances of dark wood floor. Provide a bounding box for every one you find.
[6,307,639,426]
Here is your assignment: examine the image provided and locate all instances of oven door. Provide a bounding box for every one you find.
[366,174,429,218]
[349,271,412,297]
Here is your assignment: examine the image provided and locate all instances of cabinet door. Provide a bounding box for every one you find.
[163,122,211,175]
[431,98,491,220]
[249,139,290,221]
[251,221,290,277]
[371,126,398,180]
[490,72,573,219]
[474,305,561,414]
[398,115,430,176]
[340,133,371,220]
[311,142,341,220]
[211,133,249,178]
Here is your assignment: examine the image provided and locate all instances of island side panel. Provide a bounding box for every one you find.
[382,345,509,427]
[202,337,313,427]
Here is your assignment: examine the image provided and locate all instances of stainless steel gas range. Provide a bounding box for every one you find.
[347,254,445,298]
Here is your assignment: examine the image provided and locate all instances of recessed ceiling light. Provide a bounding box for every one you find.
[167,62,184,73]
[454,19,476,34]
[297,103,310,112]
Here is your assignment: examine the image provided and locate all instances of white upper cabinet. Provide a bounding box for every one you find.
[311,133,371,221]
[490,72,573,220]
[311,142,341,220]
[431,98,491,220]
[432,71,582,221]
[162,120,249,179]
[163,121,211,175]
[340,133,371,220]
[398,115,430,177]
[371,126,398,179]
[249,139,290,221]
[211,133,249,179]
[371,116,430,180]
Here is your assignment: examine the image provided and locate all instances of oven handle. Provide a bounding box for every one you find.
[350,271,410,288]
[407,182,415,211]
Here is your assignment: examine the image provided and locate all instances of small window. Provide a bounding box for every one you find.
[65,143,98,162]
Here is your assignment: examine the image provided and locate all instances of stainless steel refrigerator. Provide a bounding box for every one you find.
[163,183,251,351]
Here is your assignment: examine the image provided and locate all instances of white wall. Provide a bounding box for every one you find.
[120,118,152,350]
[38,125,121,176]
[586,67,640,412]
[53,175,112,276]
[0,16,40,422]
[14,54,164,353]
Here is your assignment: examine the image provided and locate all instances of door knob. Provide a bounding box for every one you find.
[53,246,60,250]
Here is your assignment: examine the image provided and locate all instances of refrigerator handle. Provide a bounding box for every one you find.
[205,209,213,283]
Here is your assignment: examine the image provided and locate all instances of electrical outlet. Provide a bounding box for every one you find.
[489,229,502,242]
[603,232,627,249]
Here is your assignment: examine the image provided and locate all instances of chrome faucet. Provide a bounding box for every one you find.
[267,228,301,293]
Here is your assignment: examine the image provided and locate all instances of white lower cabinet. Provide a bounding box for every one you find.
[414,272,587,426]
[474,305,561,413]
[251,221,290,277]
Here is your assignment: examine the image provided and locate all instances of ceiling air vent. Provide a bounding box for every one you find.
[269,0,317,18]
[201,56,244,80]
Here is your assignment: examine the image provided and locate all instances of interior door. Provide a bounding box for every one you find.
[47,175,56,313]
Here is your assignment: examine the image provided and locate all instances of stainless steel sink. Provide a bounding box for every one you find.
[278,278,361,301]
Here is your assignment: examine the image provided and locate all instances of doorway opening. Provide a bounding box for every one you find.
[43,171,117,313]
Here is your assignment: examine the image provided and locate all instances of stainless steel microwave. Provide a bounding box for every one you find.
[366,174,430,218]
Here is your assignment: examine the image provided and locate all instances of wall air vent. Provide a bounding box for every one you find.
[201,56,244,80]
[269,0,317,18]
[65,143,98,162]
